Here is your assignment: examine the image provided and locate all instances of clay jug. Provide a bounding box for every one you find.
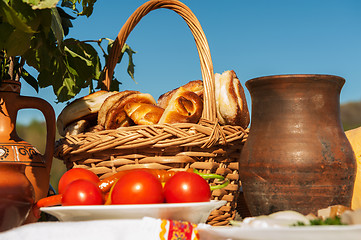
[0,163,34,231]
[239,74,356,216]
[0,80,55,221]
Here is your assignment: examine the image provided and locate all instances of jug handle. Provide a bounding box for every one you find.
[16,96,56,171]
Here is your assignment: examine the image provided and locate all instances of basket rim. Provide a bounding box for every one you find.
[54,118,249,159]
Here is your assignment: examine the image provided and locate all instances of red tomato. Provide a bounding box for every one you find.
[111,170,164,204]
[62,179,104,206]
[163,171,211,203]
[58,168,99,194]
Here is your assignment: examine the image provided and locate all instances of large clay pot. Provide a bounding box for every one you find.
[0,163,34,232]
[0,80,55,222]
[239,74,356,216]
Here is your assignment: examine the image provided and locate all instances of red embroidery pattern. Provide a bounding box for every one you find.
[167,219,198,240]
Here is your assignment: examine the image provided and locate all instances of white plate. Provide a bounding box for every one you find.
[41,200,226,224]
[196,224,361,240]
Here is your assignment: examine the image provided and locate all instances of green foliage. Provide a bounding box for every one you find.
[98,38,136,90]
[25,37,102,101]
[61,0,96,17]
[23,0,58,9]
[121,43,136,82]
[0,0,136,102]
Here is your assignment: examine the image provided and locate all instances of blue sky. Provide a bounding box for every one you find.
[18,0,361,124]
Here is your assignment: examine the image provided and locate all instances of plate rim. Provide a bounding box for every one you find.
[40,199,227,212]
[40,199,227,224]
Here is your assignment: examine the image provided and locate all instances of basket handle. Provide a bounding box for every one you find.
[103,0,216,121]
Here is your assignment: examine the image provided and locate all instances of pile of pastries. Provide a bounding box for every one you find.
[57,70,250,137]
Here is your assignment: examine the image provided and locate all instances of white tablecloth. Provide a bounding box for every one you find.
[0,217,198,240]
[3,217,361,240]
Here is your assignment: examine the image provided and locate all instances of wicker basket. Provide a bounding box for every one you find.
[54,0,248,226]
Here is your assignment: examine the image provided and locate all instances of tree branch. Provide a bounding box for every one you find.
[8,57,15,81]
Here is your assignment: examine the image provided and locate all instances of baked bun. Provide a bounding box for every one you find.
[63,119,89,136]
[157,80,203,109]
[124,102,164,125]
[214,70,250,128]
[103,93,157,129]
[158,87,203,124]
[97,90,139,126]
[57,90,117,136]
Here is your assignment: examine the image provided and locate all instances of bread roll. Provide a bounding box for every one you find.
[124,102,164,125]
[104,93,157,129]
[97,90,139,126]
[215,70,250,128]
[158,87,203,124]
[63,119,89,136]
[157,80,203,109]
[57,90,117,136]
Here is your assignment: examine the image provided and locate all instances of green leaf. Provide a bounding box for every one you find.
[0,23,15,49]
[61,0,97,17]
[0,0,35,34]
[54,75,78,102]
[105,41,136,81]
[50,8,64,46]
[39,8,53,31]
[9,0,43,29]
[122,44,136,81]
[23,0,59,10]
[24,31,57,71]
[21,68,39,92]
[56,7,75,36]
[55,84,75,103]
[101,40,136,90]
[37,70,53,88]
[78,0,96,17]
[5,29,32,56]
[63,76,76,93]
[60,1,76,11]
[64,38,101,72]
[106,38,114,58]
[61,0,78,12]
[64,45,93,66]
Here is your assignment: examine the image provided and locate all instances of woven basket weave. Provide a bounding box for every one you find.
[54,0,248,226]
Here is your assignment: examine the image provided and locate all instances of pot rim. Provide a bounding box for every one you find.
[245,74,345,89]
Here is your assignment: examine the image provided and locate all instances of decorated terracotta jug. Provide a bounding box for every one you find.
[0,80,55,221]
[239,74,356,216]
[0,163,34,231]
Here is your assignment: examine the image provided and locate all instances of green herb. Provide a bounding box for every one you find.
[292,216,346,226]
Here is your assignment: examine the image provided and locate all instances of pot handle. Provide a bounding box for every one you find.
[17,96,56,171]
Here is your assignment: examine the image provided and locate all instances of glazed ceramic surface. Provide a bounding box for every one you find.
[0,163,34,231]
[0,80,55,222]
[239,74,356,216]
